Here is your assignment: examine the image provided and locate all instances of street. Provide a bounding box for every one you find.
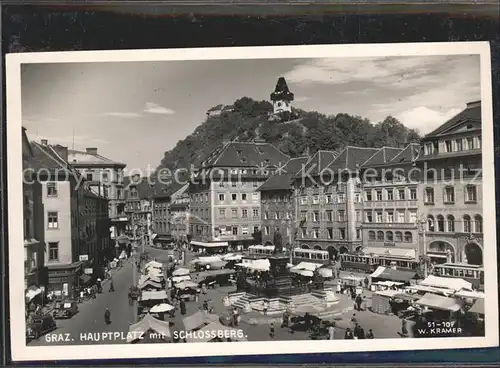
[28,261,134,346]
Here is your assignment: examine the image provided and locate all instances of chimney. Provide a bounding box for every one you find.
[53,144,69,161]
[466,100,481,109]
[86,147,98,155]
[41,139,48,145]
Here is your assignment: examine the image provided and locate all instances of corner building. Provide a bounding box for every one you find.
[416,100,483,266]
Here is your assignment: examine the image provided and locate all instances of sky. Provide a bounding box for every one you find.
[21,54,480,173]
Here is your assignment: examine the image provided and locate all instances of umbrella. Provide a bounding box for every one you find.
[291,269,314,277]
[172,268,190,277]
[150,303,175,313]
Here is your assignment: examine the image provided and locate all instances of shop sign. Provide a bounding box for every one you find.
[79,255,89,261]
[84,268,93,275]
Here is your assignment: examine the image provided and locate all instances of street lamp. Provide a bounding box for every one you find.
[418,217,428,278]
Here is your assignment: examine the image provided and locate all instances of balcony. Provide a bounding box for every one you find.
[363,200,418,208]
[362,222,417,230]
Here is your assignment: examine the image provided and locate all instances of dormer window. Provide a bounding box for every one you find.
[264,159,270,165]
[467,124,473,130]
[241,158,247,164]
[236,149,242,155]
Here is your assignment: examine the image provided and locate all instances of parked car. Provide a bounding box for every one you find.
[53,300,79,319]
[26,315,57,341]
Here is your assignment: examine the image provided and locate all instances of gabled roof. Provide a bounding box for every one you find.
[207,104,224,112]
[295,150,338,178]
[424,101,481,139]
[68,149,126,167]
[259,157,309,191]
[325,146,379,173]
[29,142,72,174]
[201,141,289,169]
[389,143,421,164]
[361,147,402,168]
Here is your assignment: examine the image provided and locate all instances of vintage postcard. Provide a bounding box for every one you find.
[6,42,498,361]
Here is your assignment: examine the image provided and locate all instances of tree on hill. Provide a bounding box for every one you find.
[156,97,421,178]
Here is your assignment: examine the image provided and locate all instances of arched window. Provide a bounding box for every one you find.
[404,232,413,242]
[386,231,394,242]
[427,215,435,232]
[313,245,322,250]
[463,215,471,233]
[474,215,483,233]
[437,215,445,232]
[376,231,384,241]
[368,231,376,241]
[395,231,403,242]
[446,215,455,232]
[301,244,310,249]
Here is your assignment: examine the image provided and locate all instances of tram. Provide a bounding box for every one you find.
[431,263,484,290]
[340,253,419,273]
[292,248,330,264]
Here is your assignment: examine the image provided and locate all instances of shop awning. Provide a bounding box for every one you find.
[416,292,464,312]
[407,284,453,296]
[291,262,321,272]
[468,298,485,315]
[453,290,485,299]
[370,266,385,278]
[372,267,418,282]
[139,290,168,302]
[171,275,191,283]
[79,274,92,284]
[196,256,223,265]
[190,241,229,247]
[246,259,270,271]
[138,280,163,290]
[420,275,472,292]
[374,289,400,298]
[183,310,209,331]
[291,269,314,277]
[127,314,171,342]
[186,322,247,343]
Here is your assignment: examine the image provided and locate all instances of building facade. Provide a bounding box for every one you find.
[23,128,46,291]
[416,100,483,266]
[189,140,289,250]
[68,147,127,249]
[169,183,190,244]
[360,144,421,268]
[258,157,308,249]
[152,193,172,247]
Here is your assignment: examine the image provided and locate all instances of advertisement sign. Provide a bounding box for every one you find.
[79,255,89,262]
[84,268,93,275]
[62,283,68,296]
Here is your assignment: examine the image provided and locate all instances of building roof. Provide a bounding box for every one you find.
[207,104,224,112]
[424,100,481,139]
[325,146,380,172]
[388,143,421,164]
[68,148,126,167]
[361,147,403,167]
[295,150,338,178]
[29,142,72,174]
[258,157,308,191]
[271,77,294,102]
[201,141,289,169]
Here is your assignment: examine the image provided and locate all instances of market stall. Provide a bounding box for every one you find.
[370,266,419,286]
[127,313,171,343]
[415,292,464,313]
[183,310,210,332]
[419,275,472,292]
[370,289,400,314]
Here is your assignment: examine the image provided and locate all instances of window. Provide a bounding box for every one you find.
[466,137,475,150]
[447,215,455,232]
[253,182,259,188]
[313,229,320,238]
[375,211,383,223]
[368,231,376,240]
[387,190,394,200]
[354,193,361,203]
[253,208,259,218]
[365,211,373,223]
[313,195,319,204]
[466,185,477,202]
[404,232,413,242]
[327,228,333,239]
[219,209,226,219]
[313,211,319,222]
[424,188,434,204]
[376,191,382,201]
[47,212,59,229]
[474,215,483,233]
[326,211,333,222]
[356,229,361,240]
[241,193,247,201]
[219,182,225,188]
[241,209,248,218]
[326,195,333,203]
[395,231,403,242]
[252,192,259,200]
[48,242,59,261]
[444,187,455,203]
[264,211,269,220]
[339,228,346,240]
[218,193,225,201]
[398,189,405,200]
[424,143,434,155]
[477,136,482,149]
[437,215,445,232]
[365,191,372,201]
[231,209,238,219]
[427,215,435,232]
[242,226,249,235]
[377,231,384,241]
[445,140,452,152]
[337,210,345,222]
[463,215,471,232]
[455,139,463,151]
[410,188,417,200]
[204,193,209,202]
[386,231,394,242]
[300,196,307,205]
[47,182,58,196]
[275,212,280,220]
[230,193,237,201]
[386,211,394,223]
[253,226,259,234]
[409,210,417,224]
[232,227,238,236]
[397,210,405,223]
[355,210,361,222]
[86,172,93,181]
[337,194,345,203]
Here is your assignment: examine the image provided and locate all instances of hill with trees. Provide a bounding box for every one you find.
[155,97,421,176]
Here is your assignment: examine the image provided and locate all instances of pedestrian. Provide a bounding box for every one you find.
[401,317,408,337]
[263,300,269,316]
[269,322,275,339]
[79,289,84,303]
[202,284,207,295]
[361,296,367,311]
[203,300,208,312]
[344,328,354,339]
[104,307,111,325]
[328,323,336,340]
[195,293,199,303]
[364,277,369,289]
[281,311,289,328]
[109,280,115,292]
[351,314,357,326]
[358,326,366,339]
[355,294,362,311]
[180,300,186,315]
[366,329,374,339]
[336,283,342,294]
[233,308,239,326]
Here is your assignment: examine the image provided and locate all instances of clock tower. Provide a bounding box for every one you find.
[270,77,295,121]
